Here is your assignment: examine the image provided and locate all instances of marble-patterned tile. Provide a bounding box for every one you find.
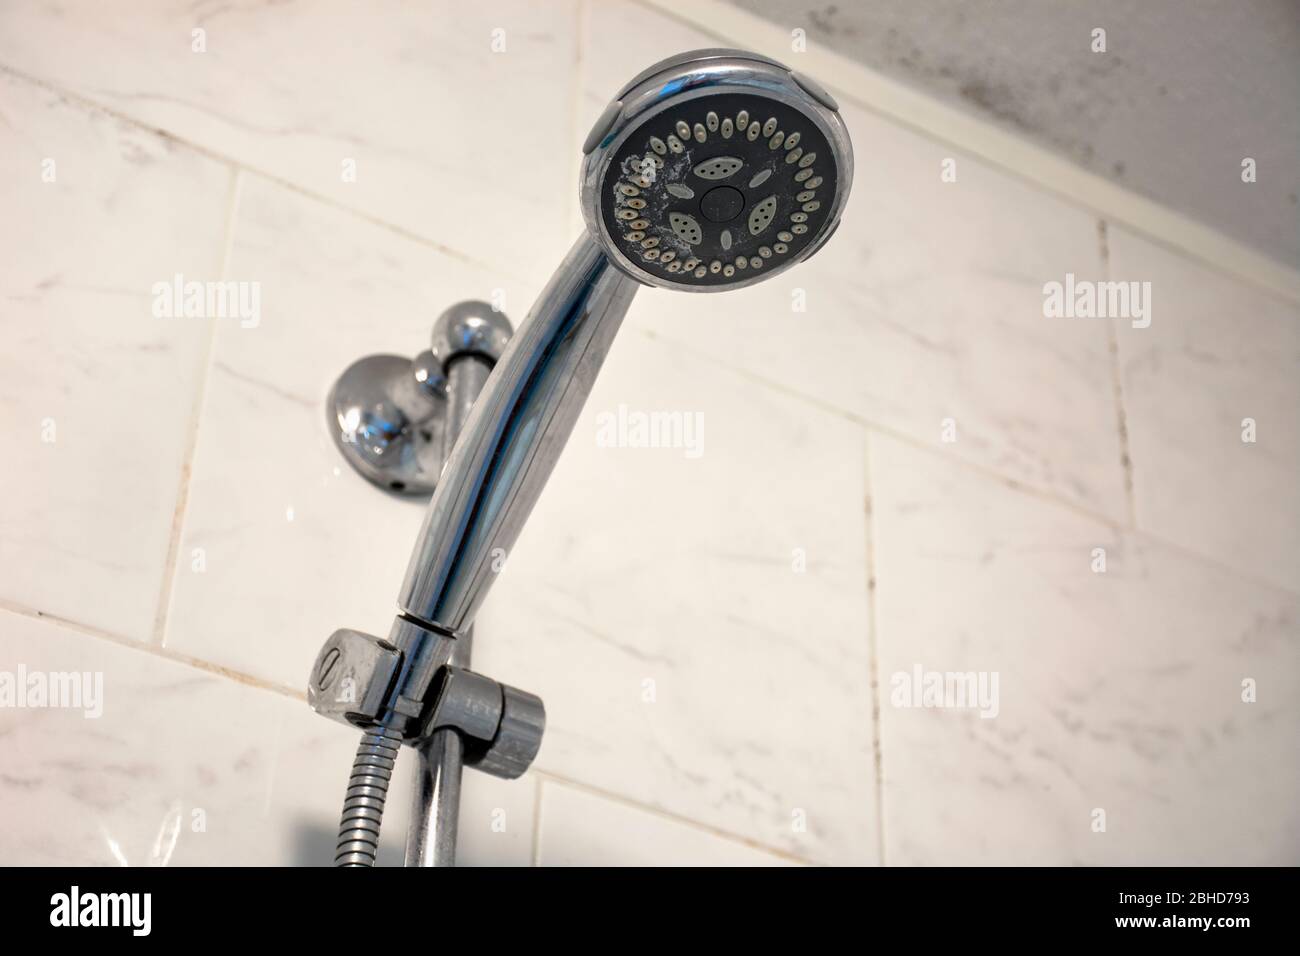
[870,433,1300,865]
[577,1,1126,521]
[0,607,404,865]
[537,780,801,866]
[0,607,533,865]
[163,174,530,692]
[472,329,878,866]
[1110,226,1300,591]
[0,0,580,271]
[0,70,231,643]
[455,772,537,867]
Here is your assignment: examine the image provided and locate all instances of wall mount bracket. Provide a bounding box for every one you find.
[326,300,513,495]
[308,624,545,780]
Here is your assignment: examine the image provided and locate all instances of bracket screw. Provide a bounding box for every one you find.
[317,647,341,689]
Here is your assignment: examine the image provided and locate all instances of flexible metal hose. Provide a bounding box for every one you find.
[334,726,403,867]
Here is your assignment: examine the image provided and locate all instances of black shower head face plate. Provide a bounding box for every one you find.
[599,92,839,289]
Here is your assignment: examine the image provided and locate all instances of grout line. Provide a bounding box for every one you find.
[632,324,1300,598]
[151,166,241,648]
[530,777,545,867]
[0,598,304,701]
[531,769,825,866]
[0,64,531,287]
[862,433,886,866]
[631,0,1300,307]
[1099,219,1139,529]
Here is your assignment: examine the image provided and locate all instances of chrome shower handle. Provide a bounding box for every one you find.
[397,234,640,635]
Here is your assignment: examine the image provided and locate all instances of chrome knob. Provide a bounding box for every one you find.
[326,301,513,494]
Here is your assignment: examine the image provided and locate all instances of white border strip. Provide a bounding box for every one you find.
[637,0,1300,305]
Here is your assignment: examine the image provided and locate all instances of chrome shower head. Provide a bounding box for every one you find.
[398,50,852,637]
[317,49,856,870]
[580,49,853,291]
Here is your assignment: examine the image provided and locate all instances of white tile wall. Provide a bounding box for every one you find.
[0,0,581,276]
[1,0,1295,865]
[160,172,524,691]
[1110,226,1300,591]
[0,607,534,865]
[0,608,406,866]
[0,70,231,644]
[475,330,877,865]
[870,434,1299,865]
[536,781,800,866]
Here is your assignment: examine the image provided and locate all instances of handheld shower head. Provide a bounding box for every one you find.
[317,51,855,869]
[580,49,853,290]
[397,50,853,638]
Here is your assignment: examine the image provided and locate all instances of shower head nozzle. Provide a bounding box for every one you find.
[580,49,853,291]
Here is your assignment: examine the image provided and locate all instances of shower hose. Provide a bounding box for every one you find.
[334,726,403,867]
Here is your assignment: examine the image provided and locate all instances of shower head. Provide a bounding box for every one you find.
[580,49,853,291]
[398,49,852,636]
